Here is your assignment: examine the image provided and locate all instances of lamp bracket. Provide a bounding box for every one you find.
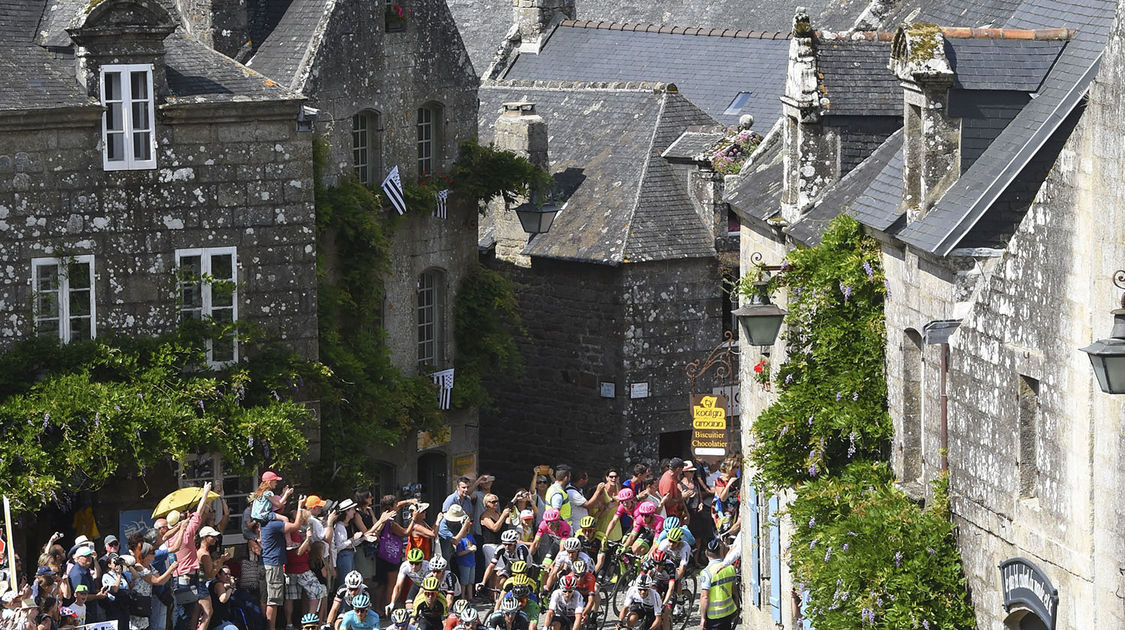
[749,251,784,273]
[1115,270,1125,308]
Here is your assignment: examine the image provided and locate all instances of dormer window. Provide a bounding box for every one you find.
[101,64,156,171]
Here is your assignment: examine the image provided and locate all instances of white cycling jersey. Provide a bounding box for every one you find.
[624,586,661,611]
[548,590,585,615]
[655,539,690,568]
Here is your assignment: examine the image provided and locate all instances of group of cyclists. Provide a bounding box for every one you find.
[323,456,744,630]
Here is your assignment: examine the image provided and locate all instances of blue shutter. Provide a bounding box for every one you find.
[800,589,814,630]
[768,495,781,624]
[748,485,761,607]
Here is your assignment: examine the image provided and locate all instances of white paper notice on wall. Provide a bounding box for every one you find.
[600,382,615,398]
[630,382,649,399]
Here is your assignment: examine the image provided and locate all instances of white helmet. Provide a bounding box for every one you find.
[501,529,519,544]
[430,556,448,571]
[563,537,581,552]
[345,570,363,590]
[461,608,479,624]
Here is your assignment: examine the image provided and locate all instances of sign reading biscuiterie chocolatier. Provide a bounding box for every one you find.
[691,393,729,457]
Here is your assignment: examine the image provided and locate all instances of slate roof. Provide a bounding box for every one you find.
[246,0,334,92]
[165,35,297,103]
[478,82,720,264]
[816,37,899,116]
[503,23,791,128]
[724,139,784,221]
[0,0,45,44]
[947,38,1066,90]
[842,129,905,232]
[0,45,91,111]
[447,0,873,77]
[661,129,728,161]
[897,0,1115,254]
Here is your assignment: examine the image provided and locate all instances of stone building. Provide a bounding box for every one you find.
[731,0,1121,626]
[0,0,317,538]
[205,0,482,502]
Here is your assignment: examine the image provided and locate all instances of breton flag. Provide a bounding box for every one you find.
[381,166,406,215]
[432,368,454,410]
[435,189,448,219]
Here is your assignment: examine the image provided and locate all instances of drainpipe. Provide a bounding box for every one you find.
[923,319,960,474]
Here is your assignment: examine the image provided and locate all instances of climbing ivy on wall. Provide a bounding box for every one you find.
[452,267,524,409]
[739,215,974,629]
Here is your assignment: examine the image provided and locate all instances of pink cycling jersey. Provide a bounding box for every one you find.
[631,514,665,535]
[535,520,572,539]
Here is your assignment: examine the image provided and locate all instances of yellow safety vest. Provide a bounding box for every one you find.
[703,561,738,620]
[546,483,571,521]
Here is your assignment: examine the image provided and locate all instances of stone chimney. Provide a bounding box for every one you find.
[68,0,178,99]
[515,0,576,53]
[890,24,960,221]
[491,101,549,265]
[778,7,838,224]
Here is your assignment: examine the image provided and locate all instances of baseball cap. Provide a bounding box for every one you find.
[76,547,94,558]
[199,526,221,538]
[305,495,327,509]
[261,471,282,482]
[669,458,685,469]
[74,585,89,594]
[519,509,534,520]
[104,535,118,546]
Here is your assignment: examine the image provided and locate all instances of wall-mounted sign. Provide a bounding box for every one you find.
[711,384,741,416]
[631,382,649,399]
[600,382,616,398]
[691,393,728,457]
[452,452,476,477]
[999,557,1058,630]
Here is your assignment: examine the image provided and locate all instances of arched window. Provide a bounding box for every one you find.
[417,102,443,176]
[417,268,446,368]
[352,110,381,185]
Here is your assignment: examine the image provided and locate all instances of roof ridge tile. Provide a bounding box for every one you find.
[556,19,793,39]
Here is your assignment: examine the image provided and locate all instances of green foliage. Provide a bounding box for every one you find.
[788,463,975,629]
[450,141,555,211]
[739,215,892,489]
[0,332,314,513]
[452,267,524,409]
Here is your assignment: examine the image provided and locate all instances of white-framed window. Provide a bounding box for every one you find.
[175,247,238,366]
[353,110,381,185]
[417,268,445,368]
[101,64,157,171]
[177,454,256,546]
[31,255,96,343]
[417,103,442,175]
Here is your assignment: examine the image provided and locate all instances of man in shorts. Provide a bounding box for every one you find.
[261,501,308,630]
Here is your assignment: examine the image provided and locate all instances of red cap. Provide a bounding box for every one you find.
[261,471,282,482]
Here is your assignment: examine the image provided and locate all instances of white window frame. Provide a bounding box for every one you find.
[417,105,435,175]
[353,112,371,184]
[417,269,445,368]
[175,247,239,366]
[31,255,97,343]
[101,63,157,171]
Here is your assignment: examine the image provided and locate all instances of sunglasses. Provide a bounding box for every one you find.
[607,474,618,478]
[537,481,548,485]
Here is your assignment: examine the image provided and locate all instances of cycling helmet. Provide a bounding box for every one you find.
[637,502,656,515]
[422,575,440,592]
[461,608,479,624]
[345,570,363,590]
[352,593,371,609]
[510,560,528,575]
[543,508,561,522]
[651,549,666,563]
[390,609,410,626]
[511,584,532,600]
[501,529,519,544]
[616,488,634,502]
[500,597,520,614]
[563,537,581,552]
[407,548,425,563]
[634,574,654,590]
[663,517,681,530]
[452,599,469,614]
[579,516,596,529]
[572,560,588,575]
[430,556,448,571]
[559,575,578,591]
[301,614,320,627]
[667,527,684,543]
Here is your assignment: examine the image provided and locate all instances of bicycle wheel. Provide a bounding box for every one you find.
[608,574,629,617]
[673,582,696,630]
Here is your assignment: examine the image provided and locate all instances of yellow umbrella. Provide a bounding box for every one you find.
[151,487,221,518]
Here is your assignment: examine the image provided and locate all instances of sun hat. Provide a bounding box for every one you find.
[75,547,95,558]
[444,504,467,522]
[166,510,181,527]
[336,498,357,512]
[519,509,534,520]
[682,460,697,472]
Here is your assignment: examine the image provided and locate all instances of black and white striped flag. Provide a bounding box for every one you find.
[381,166,406,215]
[435,189,448,219]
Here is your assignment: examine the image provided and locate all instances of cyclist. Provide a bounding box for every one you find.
[544,538,593,591]
[529,509,571,562]
[392,608,418,630]
[328,571,370,629]
[653,528,691,585]
[443,599,471,630]
[458,607,481,630]
[339,594,380,630]
[498,561,540,601]
[411,575,450,630]
[570,561,599,624]
[481,530,532,597]
[574,516,602,558]
[390,548,432,613]
[698,540,738,630]
[639,549,678,606]
[597,488,636,575]
[301,612,321,630]
[616,574,664,630]
[487,595,530,630]
[621,502,664,556]
[541,574,584,630]
[653,518,695,549]
[430,557,462,601]
[511,583,541,630]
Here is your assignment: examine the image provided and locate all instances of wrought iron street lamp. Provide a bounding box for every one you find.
[516,200,561,236]
[1080,270,1125,394]
[733,252,786,347]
